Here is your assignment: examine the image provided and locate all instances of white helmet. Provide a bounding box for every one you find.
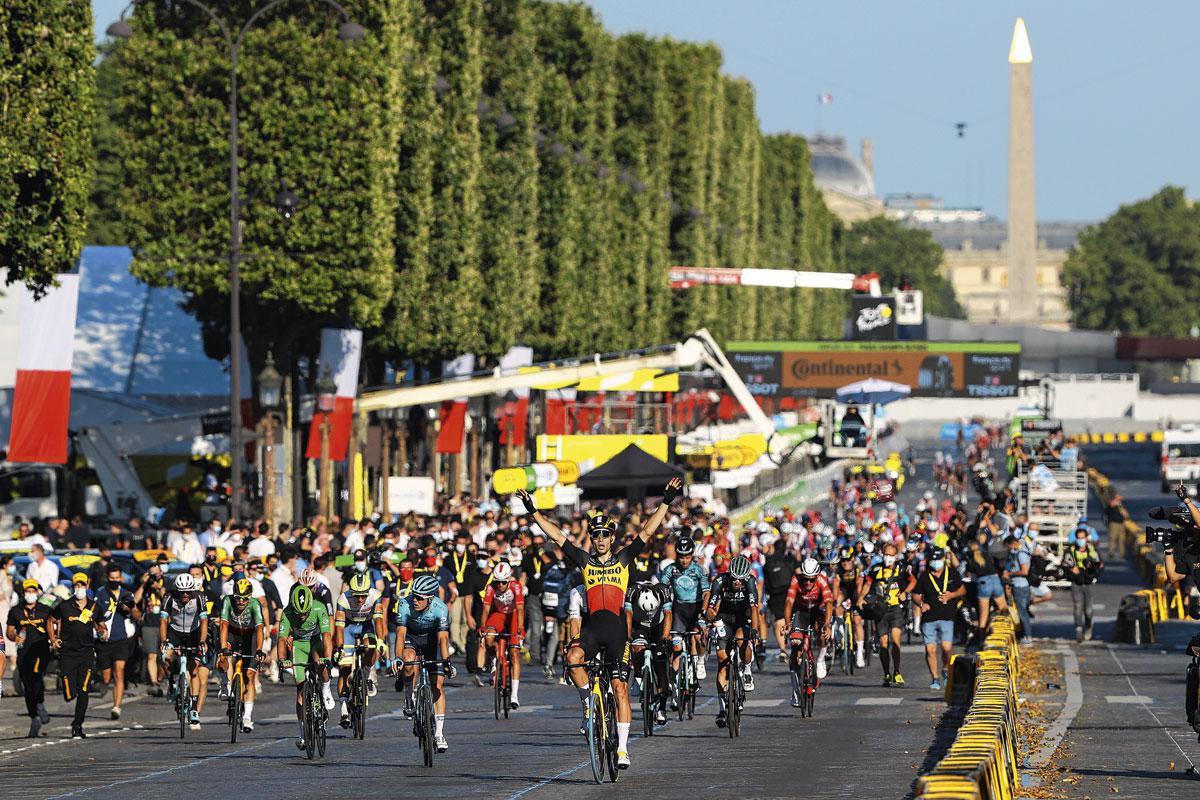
[174,573,199,592]
[492,561,514,582]
[636,587,661,614]
[862,541,876,555]
[799,557,820,578]
[923,490,934,501]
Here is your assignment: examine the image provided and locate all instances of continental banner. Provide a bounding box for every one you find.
[727,341,1021,399]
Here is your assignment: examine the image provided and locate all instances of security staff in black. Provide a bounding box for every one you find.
[49,573,106,738]
[6,579,52,737]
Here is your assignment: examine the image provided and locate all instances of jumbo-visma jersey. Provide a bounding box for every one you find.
[561,538,645,619]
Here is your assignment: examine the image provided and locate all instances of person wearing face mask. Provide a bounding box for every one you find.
[7,579,52,736]
[860,543,916,687]
[447,533,473,655]
[912,549,965,691]
[1062,531,1102,642]
[49,574,106,738]
[94,563,140,720]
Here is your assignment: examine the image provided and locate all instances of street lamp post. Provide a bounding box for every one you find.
[257,351,283,526]
[316,368,337,523]
[107,2,366,520]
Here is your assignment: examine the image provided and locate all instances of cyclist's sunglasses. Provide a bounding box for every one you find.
[591,528,616,539]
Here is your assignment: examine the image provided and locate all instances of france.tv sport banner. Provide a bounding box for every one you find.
[727,341,1020,399]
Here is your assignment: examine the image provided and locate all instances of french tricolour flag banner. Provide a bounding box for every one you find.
[435,354,476,454]
[9,276,81,464]
[304,328,363,462]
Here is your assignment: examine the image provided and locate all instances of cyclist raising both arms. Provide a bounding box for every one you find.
[516,477,681,771]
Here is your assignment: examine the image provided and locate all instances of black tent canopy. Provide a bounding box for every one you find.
[577,444,683,501]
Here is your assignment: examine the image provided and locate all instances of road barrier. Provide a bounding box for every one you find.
[1074,430,1163,445]
[915,616,1021,800]
[1087,468,1191,637]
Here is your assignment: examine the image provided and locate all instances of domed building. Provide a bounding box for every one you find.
[807,134,883,223]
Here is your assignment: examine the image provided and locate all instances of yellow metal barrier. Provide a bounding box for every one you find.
[914,616,1020,800]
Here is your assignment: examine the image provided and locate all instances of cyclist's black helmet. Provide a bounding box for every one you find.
[675,536,695,556]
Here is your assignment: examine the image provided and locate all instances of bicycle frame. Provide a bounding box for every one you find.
[399,658,442,767]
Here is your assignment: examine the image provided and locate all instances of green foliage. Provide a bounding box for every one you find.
[1061,186,1200,335]
[94,0,846,369]
[88,43,125,246]
[0,0,95,292]
[841,215,964,319]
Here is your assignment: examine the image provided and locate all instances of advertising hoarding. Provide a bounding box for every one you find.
[728,341,1020,399]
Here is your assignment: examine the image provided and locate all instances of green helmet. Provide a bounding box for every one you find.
[289,583,313,614]
[729,555,752,581]
[348,572,372,595]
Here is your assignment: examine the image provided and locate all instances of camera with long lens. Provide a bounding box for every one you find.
[1144,505,1198,548]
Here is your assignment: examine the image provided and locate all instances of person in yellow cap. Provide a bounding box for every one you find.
[48,573,105,738]
[5,578,52,737]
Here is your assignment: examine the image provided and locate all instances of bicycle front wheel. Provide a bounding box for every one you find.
[419,684,435,767]
[605,693,620,783]
[641,664,655,737]
[303,680,317,760]
[229,671,243,743]
[675,657,687,722]
[177,672,188,740]
[587,692,604,785]
[353,667,367,740]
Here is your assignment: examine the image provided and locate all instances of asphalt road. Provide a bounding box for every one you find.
[1020,442,1200,797]
[1,449,966,800]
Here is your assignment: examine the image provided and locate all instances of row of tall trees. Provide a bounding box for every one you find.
[92,0,847,378]
[0,1,95,293]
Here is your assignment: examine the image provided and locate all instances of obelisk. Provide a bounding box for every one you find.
[1007,17,1036,324]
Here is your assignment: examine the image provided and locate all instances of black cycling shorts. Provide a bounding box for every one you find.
[671,602,701,633]
[401,632,444,676]
[716,613,753,652]
[789,607,825,633]
[576,613,631,682]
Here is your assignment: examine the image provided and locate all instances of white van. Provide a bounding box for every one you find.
[1161,425,1200,493]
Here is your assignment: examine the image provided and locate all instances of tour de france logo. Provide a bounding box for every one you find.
[855,303,893,333]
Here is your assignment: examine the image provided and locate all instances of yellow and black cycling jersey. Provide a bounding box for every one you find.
[865,563,909,607]
[560,538,645,620]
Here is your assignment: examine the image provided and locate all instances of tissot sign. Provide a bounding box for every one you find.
[728,341,1020,399]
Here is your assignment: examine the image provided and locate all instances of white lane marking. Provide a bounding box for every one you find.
[1104,644,1198,770]
[743,698,785,708]
[43,736,287,799]
[1027,645,1082,767]
[505,695,720,800]
[1105,695,1155,704]
[510,704,555,713]
[855,697,902,706]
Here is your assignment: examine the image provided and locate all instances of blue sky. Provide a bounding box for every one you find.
[91,0,1200,221]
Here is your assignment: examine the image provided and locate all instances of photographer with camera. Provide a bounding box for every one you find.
[1062,527,1102,642]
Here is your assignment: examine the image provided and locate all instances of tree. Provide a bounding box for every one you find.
[88,43,125,246]
[841,215,965,319]
[108,1,401,375]
[1061,185,1200,335]
[0,0,95,292]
